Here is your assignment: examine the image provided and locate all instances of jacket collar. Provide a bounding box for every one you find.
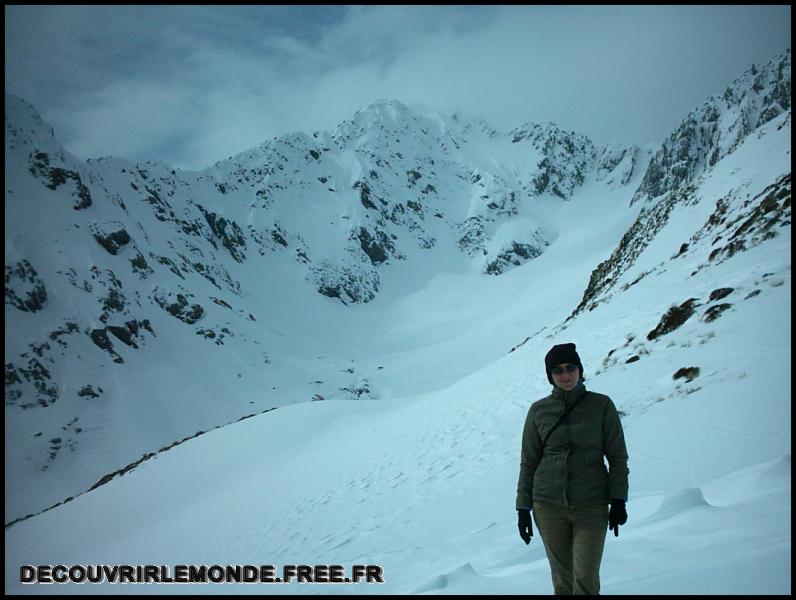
[551,381,587,406]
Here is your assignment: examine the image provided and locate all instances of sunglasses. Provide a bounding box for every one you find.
[551,364,578,376]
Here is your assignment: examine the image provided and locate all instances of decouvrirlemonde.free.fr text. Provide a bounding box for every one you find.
[20,564,384,585]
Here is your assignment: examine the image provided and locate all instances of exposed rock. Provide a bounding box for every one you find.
[572,186,696,316]
[141,187,174,222]
[196,325,233,346]
[407,200,424,216]
[407,169,422,186]
[124,319,154,338]
[28,151,93,210]
[708,287,734,301]
[310,260,380,304]
[153,289,205,324]
[130,252,154,278]
[198,206,247,263]
[354,180,377,210]
[712,175,790,261]
[155,255,185,279]
[5,358,60,408]
[91,222,132,255]
[632,50,791,206]
[5,260,47,312]
[355,227,395,265]
[89,328,124,364]
[484,240,545,275]
[87,320,154,362]
[101,288,126,316]
[457,217,487,255]
[340,378,371,400]
[596,144,642,186]
[647,298,700,341]
[78,385,102,398]
[701,303,733,323]
[510,122,595,199]
[689,174,790,270]
[485,191,518,218]
[48,321,80,347]
[107,325,137,348]
[673,366,701,382]
[210,297,232,309]
[271,228,288,247]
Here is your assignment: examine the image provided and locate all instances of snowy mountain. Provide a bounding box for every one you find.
[4,88,647,525]
[4,46,791,591]
[632,49,791,207]
[574,49,791,319]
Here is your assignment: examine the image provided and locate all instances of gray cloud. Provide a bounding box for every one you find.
[5,5,791,170]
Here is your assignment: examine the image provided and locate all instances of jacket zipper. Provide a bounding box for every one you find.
[563,398,572,506]
[563,444,571,506]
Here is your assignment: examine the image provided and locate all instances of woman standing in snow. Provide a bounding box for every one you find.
[516,343,629,595]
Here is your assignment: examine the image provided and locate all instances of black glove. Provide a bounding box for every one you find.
[608,499,627,537]
[517,509,533,544]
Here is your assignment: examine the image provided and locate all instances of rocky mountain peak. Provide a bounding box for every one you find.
[631,49,791,206]
[507,121,598,199]
[5,94,69,165]
[571,49,791,319]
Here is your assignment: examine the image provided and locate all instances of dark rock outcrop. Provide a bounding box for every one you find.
[5,260,47,313]
[647,298,701,341]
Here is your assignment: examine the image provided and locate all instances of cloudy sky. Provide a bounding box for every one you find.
[5,5,791,171]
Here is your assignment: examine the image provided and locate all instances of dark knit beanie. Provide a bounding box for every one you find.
[544,343,584,384]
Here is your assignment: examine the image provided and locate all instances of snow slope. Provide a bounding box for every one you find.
[3,90,646,525]
[4,97,790,594]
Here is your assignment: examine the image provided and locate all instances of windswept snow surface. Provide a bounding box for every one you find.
[5,112,791,594]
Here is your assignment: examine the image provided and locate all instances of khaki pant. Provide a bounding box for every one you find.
[533,501,609,595]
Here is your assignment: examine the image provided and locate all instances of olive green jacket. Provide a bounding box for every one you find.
[516,382,629,508]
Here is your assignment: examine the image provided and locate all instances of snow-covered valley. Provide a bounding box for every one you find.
[5,49,791,594]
